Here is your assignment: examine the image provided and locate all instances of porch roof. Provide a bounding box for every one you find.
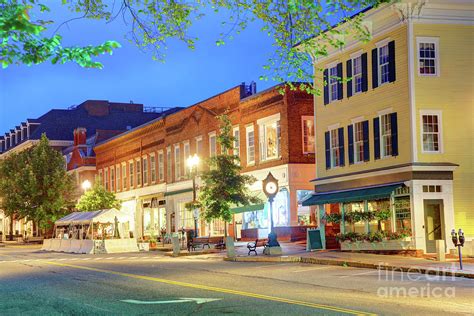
[301,183,403,206]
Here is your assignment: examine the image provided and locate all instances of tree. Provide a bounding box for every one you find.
[0,0,120,69]
[198,113,261,237]
[0,134,76,238]
[2,0,387,92]
[75,181,120,212]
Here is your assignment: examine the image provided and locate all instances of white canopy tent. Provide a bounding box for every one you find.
[42,209,139,254]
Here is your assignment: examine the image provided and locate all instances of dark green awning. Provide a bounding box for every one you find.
[302,183,402,206]
[164,188,193,197]
[231,203,265,214]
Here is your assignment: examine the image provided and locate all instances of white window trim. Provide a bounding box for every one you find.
[157,150,164,182]
[328,65,339,103]
[245,125,255,165]
[416,37,440,77]
[377,43,390,86]
[352,122,364,164]
[128,160,135,189]
[326,59,340,69]
[375,37,391,48]
[301,116,315,154]
[166,146,172,182]
[98,169,103,186]
[116,164,121,192]
[142,155,149,185]
[208,131,217,157]
[379,113,393,159]
[135,158,142,187]
[327,123,340,131]
[121,162,127,190]
[377,107,393,117]
[149,153,156,184]
[232,126,240,157]
[174,144,181,181]
[256,113,281,126]
[420,110,443,154]
[329,128,340,169]
[351,54,363,95]
[257,115,281,162]
[351,116,365,124]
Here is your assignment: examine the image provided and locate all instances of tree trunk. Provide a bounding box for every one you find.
[224,222,228,238]
[8,216,14,241]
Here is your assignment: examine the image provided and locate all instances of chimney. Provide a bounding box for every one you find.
[74,127,87,146]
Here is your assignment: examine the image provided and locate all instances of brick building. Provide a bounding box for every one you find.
[0,100,179,239]
[94,83,316,241]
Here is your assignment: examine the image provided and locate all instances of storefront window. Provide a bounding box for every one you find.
[273,189,289,227]
[178,202,194,229]
[210,219,225,236]
[343,202,365,233]
[297,190,312,225]
[243,206,269,230]
[369,199,392,232]
[395,197,411,233]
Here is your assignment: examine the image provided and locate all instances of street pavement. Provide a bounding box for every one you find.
[0,245,473,315]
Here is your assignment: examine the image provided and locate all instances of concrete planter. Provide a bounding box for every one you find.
[340,239,414,251]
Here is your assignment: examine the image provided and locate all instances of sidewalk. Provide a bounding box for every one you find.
[224,242,474,279]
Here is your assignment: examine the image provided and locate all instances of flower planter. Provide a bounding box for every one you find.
[340,239,414,251]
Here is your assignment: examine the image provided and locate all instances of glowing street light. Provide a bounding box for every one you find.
[186,154,200,170]
[81,180,92,191]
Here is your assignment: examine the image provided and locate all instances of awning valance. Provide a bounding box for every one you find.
[55,209,132,226]
[301,183,403,206]
[231,203,265,214]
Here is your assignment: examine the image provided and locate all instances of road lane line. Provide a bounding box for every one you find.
[292,266,331,273]
[42,261,375,316]
[339,271,378,278]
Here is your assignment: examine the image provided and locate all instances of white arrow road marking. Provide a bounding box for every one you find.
[121,298,221,305]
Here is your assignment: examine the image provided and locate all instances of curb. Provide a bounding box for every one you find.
[224,256,474,279]
[164,249,222,257]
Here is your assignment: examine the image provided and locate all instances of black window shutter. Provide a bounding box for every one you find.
[390,112,398,156]
[338,127,345,166]
[362,120,370,161]
[325,131,330,169]
[348,125,354,165]
[372,48,378,89]
[337,63,343,100]
[361,53,368,92]
[323,69,329,105]
[346,59,352,98]
[373,117,380,160]
[388,40,396,83]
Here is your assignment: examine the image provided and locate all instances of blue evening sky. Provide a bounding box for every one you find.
[0,3,279,134]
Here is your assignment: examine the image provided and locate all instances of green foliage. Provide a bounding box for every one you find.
[198,113,262,226]
[336,230,412,243]
[0,0,120,68]
[324,212,342,224]
[75,181,120,212]
[50,0,386,93]
[374,208,391,221]
[0,134,76,229]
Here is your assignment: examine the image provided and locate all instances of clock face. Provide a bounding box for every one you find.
[265,182,278,195]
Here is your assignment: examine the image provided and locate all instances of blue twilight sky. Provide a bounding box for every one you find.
[0,2,280,134]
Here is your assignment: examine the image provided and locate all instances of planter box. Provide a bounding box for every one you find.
[341,239,414,251]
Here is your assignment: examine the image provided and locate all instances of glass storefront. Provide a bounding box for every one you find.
[143,207,166,237]
[297,190,312,225]
[242,189,289,230]
[395,196,411,232]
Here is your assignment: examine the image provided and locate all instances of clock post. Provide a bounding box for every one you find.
[262,172,282,255]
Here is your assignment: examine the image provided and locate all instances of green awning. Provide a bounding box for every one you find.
[302,183,403,206]
[164,188,193,197]
[231,203,265,214]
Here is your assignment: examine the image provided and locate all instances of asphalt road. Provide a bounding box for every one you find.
[0,246,472,315]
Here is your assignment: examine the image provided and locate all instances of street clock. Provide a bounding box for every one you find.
[262,172,279,199]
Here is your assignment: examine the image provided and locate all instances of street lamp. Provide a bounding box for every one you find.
[187,154,200,237]
[451,228,465,270]
[262,172,282,255]
[81,180,91,191]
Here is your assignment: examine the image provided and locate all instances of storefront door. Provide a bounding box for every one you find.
[424,200,444,253]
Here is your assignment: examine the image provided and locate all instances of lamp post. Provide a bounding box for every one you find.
[262,172,282,255]
[187,154,200,237]
[81,180,91,191]
[451,228,465,270]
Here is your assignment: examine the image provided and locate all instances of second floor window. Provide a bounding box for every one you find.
[136,159,142,187]
[116,165,121,191]
[246,126,255,165]
[209,133,217,157]
[183,142,190,177]
[422,113,441,152]
[174,145,181,181]
[110,167,115,191]
[259,119,280,161]
[98,170,103,186]
[378,44,390,85]
[325,127,344,169]
[143,157,148,185]
[122,164,127,190]
[150,155,156,183]
[129,162,134,188]
[418,38,438,76]
[329,65,339,102]
[352,55,363,94]
[104,168,109,190]
[302,117,315,154]
[158,151,164,181]
[233,127,240,157]
[166,148,172,181]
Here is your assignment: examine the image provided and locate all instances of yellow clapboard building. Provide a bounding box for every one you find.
[301,0,473,254]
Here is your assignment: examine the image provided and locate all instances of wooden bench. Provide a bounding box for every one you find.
[209,236,225,250]
[189,236,211,251]
[247,239,268,255]
[24,236,44,244]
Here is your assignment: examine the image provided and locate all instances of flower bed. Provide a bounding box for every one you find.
[337,231,414,251]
